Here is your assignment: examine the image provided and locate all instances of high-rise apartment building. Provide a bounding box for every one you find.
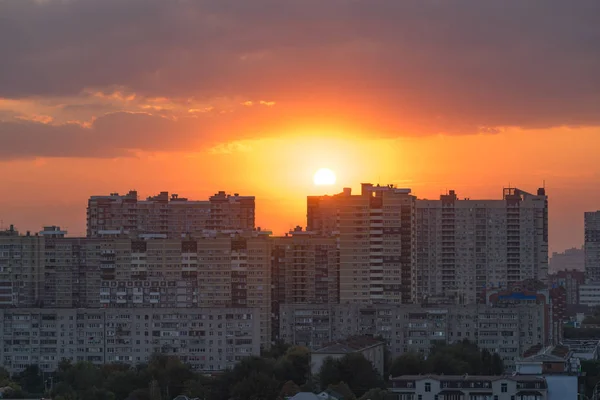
[86,190,255,237]
[0,226,45,308]
[308,184,416,304]
[585,211,600,281]
[0,227,272,349]
[416,188,548,304]
[207,191,255,231]
[271,227,339,340]
[0,307,261,374]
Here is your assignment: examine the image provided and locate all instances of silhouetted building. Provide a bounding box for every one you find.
[549,247,584,273]
[308,184,416,304]
[86,190,255,237]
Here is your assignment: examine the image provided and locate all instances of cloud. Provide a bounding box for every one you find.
[0,0,599,158]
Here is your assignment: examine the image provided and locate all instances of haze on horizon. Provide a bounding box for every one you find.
[0,0,599,253]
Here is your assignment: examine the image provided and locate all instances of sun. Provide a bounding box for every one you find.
[313,168,336,186]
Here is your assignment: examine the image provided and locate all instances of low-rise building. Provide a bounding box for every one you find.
[0,307,261,374]
[310,336,385,378]
[389,375,549,400]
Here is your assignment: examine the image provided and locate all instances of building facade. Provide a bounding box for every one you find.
[548,269,585,305]
[0,307,260,374]
[389,375,550,400]
[86,190,255,238]
[280,303,547,371]
[579,282,600,307]
[308,184,416,304]
[416,187,549,304]
[271,228,339,341]
[585,211,600,281]
[0,227,272,349]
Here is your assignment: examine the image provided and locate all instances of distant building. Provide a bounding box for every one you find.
[548,270,585,305]
[549,247,584,273]
[86,190,255,237]
[310,336,385,378]
[579,282,600,307]
[585,211,600,281]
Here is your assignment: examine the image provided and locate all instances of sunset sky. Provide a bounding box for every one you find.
[0,0,599,253]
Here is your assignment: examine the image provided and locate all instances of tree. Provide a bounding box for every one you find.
[17,364,45,394]
[149,379,161,400]
[319,354,383,398]
[104,368,140,400]
[275,346,311,386]
[231,371,280,400]
[318,357,342,391]
[277,380,301,400]
[327,382,356,400]
[358,388,389,400]
[263,340,292,359]
[389,352,426,377]
[184,375,213,400]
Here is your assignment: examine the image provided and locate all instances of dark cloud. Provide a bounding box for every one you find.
[0,105,285,159]
[0,0,599,156]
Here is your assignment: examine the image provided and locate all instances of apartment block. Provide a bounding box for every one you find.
[416,187,549,304]
[95,233,271,347]
[0,226,44,308]
[280,302,547,371]
[308,184,416,304]
[585,211,600,281]
[0,307,260,374]
[86,190,255,238]
[0,227,273,349]
[271,228,339,341]
[207,191,255,231]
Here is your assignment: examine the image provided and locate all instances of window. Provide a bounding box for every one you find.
[501,383,507,393]
[425,382,431,392]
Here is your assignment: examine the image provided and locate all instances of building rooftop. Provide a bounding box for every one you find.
[521,345,571,362]
[313,336,384,354]
[390,375,546,383]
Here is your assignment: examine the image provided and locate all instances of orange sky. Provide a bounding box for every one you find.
[1,1,599,254]
[1,126,599,253]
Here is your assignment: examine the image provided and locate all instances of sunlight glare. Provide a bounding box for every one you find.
[313,168,336,186]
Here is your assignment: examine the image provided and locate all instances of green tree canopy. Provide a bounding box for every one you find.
[318,353,383,398]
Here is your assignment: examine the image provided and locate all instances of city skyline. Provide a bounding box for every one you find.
[1,1,599,256]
